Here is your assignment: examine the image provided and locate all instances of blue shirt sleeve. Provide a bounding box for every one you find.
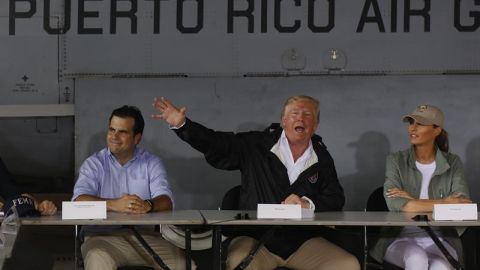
[72,157,102,200]
[147,155,175,208]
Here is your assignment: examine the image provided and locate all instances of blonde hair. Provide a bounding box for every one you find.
[281,95,320,122]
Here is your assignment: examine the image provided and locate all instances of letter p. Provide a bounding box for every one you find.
[9,0,36,35]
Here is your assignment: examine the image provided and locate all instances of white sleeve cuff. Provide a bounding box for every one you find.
[169,121,186,130]
[301,196,315,211]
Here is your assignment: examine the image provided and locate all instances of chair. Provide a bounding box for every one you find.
[364,187,403,270]
[366,186,388,212]
[220,185,293,270]
[221,185,242,210]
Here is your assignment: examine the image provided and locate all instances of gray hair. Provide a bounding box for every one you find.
[280,95,320,122]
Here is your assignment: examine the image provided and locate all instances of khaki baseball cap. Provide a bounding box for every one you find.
[402,104,444,128]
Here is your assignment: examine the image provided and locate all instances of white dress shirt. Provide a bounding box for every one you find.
[271,131,317,210]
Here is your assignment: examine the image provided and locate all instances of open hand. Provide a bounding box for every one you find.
[152,97,187,128]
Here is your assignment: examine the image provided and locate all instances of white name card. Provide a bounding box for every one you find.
[257,204,301,219]
[432,203,478,221]
[62,201,107,220]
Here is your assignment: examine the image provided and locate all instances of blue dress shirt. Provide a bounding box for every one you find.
[73,147,174,235]
[73,147,174,206]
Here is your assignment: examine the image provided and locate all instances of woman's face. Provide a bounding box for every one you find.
[406,118,441,147]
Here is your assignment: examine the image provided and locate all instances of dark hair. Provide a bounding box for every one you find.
[109,105,144,135]
[435,127,449,152]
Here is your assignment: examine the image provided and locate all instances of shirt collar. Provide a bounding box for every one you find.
[272,130,314,165]
[407,145,450,175]
[107,147,140,166]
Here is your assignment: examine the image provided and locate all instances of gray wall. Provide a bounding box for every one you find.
[75,75,480,210]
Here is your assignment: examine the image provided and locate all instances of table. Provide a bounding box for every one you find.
[201,210,437,226]
[200,210,480,270]
[3,210,480,270]
[20,210,203,226]
[2,210,204,270]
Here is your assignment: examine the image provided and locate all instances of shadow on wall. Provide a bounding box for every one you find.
[161,154,239,210]
[340,131,391,211]
[465,136,480,204]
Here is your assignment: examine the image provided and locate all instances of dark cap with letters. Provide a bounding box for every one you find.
[3,195,40,217]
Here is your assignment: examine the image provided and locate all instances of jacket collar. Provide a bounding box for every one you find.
[407,145,450,175]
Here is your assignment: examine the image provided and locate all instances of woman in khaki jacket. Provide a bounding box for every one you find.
[370,104,471,270]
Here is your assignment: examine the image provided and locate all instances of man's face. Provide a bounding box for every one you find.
[281,100,319,145]
[107,116,141,160]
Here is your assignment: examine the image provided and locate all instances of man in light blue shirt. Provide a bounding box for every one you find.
[73,105,191,270]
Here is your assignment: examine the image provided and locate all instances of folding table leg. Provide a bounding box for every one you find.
[184,226,192,270]
[212,225,223,270]
[74,225,80,270]
[421,226,463,270]
[128,226,171,270]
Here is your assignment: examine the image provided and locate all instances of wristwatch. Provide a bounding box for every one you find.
[145,199,154,213]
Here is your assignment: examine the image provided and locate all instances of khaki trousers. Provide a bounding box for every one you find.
[81,232,195,270]
[226,236,360,270]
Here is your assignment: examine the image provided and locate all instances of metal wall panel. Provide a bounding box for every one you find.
[0,15,60,104]
[0,1,73,192]
[9,0,472,75]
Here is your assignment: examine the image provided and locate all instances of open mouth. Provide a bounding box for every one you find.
[295,126,305,133]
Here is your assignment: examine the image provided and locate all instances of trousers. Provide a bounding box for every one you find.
[226,236,360,270]
[384,238,458,270]
[81,232,195,270]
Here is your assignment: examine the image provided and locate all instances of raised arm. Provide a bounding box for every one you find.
[151,96,245,170]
